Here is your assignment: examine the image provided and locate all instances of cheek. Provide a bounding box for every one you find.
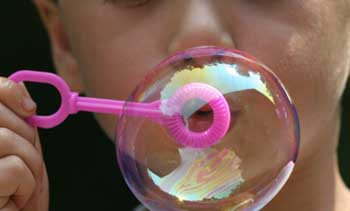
[285,33,347,155]
[64,13,171,141]
[228,8,349,156]
[277,33,347,131]
[79,45,167,140]
[95,114,117,141]
[73,43,165,141]
[278,18,349,137]
[72,36,158,97]
[63,4,158,98]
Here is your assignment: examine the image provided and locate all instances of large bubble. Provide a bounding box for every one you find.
[116,47,299,211]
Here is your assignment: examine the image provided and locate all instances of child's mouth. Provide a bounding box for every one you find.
[187,101,239,133]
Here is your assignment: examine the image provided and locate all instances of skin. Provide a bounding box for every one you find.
[0,80,48,210]
[0,0,349,210]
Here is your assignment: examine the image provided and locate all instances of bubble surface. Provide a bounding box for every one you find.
[116,47,299,211]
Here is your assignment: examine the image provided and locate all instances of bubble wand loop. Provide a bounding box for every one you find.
[9,70,231,149]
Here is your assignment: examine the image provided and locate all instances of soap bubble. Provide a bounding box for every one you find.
[116,47,299,211]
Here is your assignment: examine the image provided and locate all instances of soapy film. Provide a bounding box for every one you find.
[116,48,299,211]
[151,63,274,202]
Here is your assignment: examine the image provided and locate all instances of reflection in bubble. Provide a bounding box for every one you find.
[148,148,244,202]
[116,47,299,211]
[160,63,274,106]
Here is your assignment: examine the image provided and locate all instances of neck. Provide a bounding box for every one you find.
[263,110,350,211]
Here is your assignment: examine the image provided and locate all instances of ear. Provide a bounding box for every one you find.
[34,0,84,93]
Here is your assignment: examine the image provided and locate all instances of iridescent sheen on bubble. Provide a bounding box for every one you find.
[116,47,300,211]
[148,148,244,202]
[160,63,275,110]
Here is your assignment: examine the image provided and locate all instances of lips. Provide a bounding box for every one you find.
[187,100,240,133]
[188,107,214,132]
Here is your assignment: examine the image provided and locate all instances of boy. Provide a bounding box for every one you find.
[0,0,349,210]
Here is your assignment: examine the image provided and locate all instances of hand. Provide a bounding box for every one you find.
[0,77,49,211]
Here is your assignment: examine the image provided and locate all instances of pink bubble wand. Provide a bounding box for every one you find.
[9,70,231,148]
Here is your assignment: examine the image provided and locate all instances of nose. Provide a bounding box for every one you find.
[168,1,235,53]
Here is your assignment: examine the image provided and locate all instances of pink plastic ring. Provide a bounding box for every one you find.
[164,83,231,148]
[9,70,76,128]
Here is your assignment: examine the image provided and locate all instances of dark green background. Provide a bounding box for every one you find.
[0,1,349,211]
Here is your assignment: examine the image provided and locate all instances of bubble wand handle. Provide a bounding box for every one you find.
[75,97,164,124]
[9,70,164,128]
[9,70,231,148]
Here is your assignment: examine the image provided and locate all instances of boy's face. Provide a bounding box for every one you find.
[37,0,349,161]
